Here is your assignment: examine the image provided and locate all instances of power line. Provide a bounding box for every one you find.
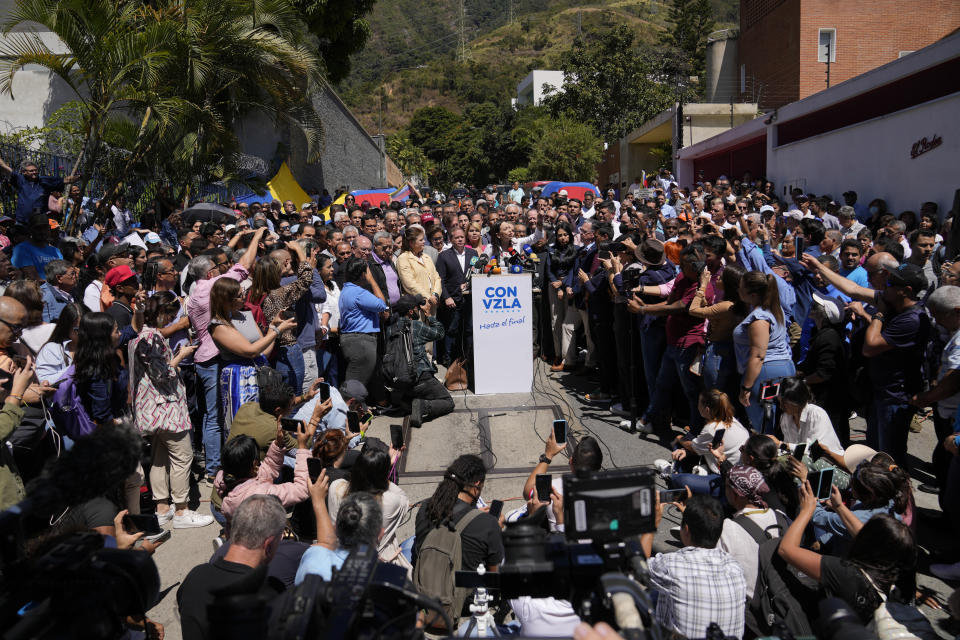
[457,0,468,63]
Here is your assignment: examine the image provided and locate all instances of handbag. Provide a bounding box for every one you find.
[444,357,469,391]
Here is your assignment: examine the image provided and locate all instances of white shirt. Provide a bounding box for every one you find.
[900,236,912,259]
[779,403,844,455]
[688,419,750,474]
[718,508,787,598]
[317,281,341,332]
[508,596,580,637]
[84,280,103,312]
[36,340,72,383]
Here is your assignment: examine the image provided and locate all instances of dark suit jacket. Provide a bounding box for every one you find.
[436,247,478,304]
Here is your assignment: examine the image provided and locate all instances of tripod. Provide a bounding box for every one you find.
[458,565,501,637]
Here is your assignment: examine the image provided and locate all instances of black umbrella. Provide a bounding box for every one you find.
[182,202,238,224]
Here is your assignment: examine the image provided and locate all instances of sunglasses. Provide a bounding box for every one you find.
[0,318,23,336]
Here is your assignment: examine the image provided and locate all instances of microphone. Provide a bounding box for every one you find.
[470,256,479,266]
[522,244,540,263]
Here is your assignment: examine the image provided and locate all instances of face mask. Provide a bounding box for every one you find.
[869,206,879,215]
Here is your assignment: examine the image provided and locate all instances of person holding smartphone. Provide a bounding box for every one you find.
[131,293,214,529]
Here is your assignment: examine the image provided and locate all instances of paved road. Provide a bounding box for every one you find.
[146,361,959,638]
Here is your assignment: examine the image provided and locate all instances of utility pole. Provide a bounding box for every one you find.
[825,40,831,88]
[457,0,467,62]
[729,97,734,128]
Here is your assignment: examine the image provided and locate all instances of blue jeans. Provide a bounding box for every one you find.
[866,398,913,466]
[196,361,221,476]
[638,324,666,406]
[644,344,703,430]
[275,343,305,392]
[744,359,795,433]
[317,343,340,387]
[703,341,736,395]
[668,472,723,498]
[210,502,227,527]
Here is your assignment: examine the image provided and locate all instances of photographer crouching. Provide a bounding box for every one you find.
[385,295,454,428]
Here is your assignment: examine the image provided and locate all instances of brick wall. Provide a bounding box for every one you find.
[798,0,960,101]
[739,0,802,110]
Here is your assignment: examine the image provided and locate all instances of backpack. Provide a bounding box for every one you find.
[745,537,818,638]
[49,365,96,439]
[381,320,417,389]
[412,508,483,630]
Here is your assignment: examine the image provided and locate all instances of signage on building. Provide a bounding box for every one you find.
[911,134,942,159]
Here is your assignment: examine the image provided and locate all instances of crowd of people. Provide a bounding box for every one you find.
[1,150,959,639]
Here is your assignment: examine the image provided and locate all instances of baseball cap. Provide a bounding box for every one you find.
[759,205,775,215]
[339,379,368,407]
[883,262,927,293]
[49,218,60,230]
[104,265,137,288]
[811,292,843,325]
[421,213,435,224]
[97,242,130,263]
[558,189,568,197]
[144,231,161,244]
[393,294,426,316]
[784,210,803,221]
[843,444,877,471]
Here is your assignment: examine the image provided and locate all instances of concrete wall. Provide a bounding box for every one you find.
[705,31,739,103]
[767,90,960,218]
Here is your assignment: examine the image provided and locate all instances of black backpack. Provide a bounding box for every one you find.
[381,320,417,389]
[734,512,817,638]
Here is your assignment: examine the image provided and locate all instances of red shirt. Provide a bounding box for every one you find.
[665,275,707,348]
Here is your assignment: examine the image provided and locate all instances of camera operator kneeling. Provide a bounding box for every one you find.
[387,294,454,427]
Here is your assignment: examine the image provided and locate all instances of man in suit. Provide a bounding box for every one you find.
[436,227,478,366]
[368,231,401,306]
[565,221,597,369]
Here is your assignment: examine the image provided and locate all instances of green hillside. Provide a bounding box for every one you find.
[338,0,737,135]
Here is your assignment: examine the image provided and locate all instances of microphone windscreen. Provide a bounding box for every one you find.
[470,256,478,266]
[522,244,533,254]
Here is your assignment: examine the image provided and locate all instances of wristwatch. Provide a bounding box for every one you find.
[539,454,553,465]
[871,312,885,322]
[741,385,752,393]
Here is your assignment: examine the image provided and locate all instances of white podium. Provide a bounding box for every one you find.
[471,273,533,395]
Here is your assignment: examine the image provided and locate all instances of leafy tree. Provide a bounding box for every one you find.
[661,0,715,81]
[295,0,377,83]
[545,25,677,142]
[386,130,433,181]
[526,114,602,182]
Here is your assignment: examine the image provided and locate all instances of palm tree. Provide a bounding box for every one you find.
[0,0,326,214]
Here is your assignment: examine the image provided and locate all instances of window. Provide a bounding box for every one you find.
[818,29,836,63]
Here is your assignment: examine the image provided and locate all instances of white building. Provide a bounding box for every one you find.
[676,30,960,219]
[514,70,565,107]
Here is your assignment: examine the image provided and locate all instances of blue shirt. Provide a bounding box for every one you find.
[839,265,869,288]
[733,307,792,373]
[295,545,349,584]
[11,242,63,280]
[279,268,327,349]
[40,282,72,322]
[337,282,387,333]
[10,172,64,224]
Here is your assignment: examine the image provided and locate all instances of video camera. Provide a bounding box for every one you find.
[211,544,433,640]
[458,467,661,633]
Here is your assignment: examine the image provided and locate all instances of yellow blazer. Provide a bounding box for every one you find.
[396,250,442,299]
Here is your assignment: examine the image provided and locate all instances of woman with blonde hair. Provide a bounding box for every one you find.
[396,225,441,314]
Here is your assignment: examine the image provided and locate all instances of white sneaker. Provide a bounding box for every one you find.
[636,419,653,435]
[173,510,215,529]
[653,459,673,479]
[156,510,174,525]
[930,561,960,581]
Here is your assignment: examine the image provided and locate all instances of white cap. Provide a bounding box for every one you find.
[725,194,737,203]
[699,212,712,220]
[224,224,236,232]
[784,210,803,221]
[558,189,568,196]
[759,204,775,214]
[811,292,843,324]
[144,232,161,244]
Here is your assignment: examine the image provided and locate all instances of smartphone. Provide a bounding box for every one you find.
[317,382,330,403]
[280,308,296,320]
[659,488,688,504]
[359,411,373,428]
[280,418,302,432]
[535,474,552,502]
[123,513,162,535]
[390,423,404,450]
[809,467,835,499]
[488,499,504,520]
[794,235,806,256]
[553,419,567,445]
[710,428,726,450]
[151,529,172,544]
[761,382,780,401]
[307,457,325,483]
[809,440,824,462]
[793,443,807,461]
[347,411,360,433]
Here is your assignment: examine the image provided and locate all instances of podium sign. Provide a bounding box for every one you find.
[471,274,533,395]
